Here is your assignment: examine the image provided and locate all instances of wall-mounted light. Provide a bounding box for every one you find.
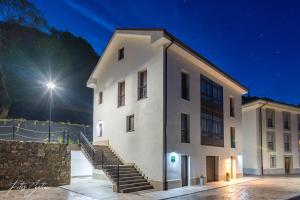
[170,152,178,164]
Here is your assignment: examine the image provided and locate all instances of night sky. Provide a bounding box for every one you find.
[30,0,300,105]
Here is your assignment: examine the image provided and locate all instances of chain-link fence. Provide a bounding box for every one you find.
[0,119,92,143]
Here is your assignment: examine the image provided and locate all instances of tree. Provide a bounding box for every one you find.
[0,0,47,118]
[0,0,47,28]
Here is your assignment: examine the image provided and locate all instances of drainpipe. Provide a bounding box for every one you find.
[163,38,174,191]
[258,101,268,176]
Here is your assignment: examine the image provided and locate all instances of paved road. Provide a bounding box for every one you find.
[2,177,300,200]
[169,177,300,200]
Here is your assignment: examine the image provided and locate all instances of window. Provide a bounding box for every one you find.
[201,75,224,147]
[266,109,275,128]
[181,72,190,100]
[181,113,190,143]
[126,115,134,132]
[98,122,103,137]
[283,112,291,130]
[284,133,291,152]
[270,156,276,168]
[267,132,275,151]
[230,97,235,117]
[297,114,300,132]
[230,127,236,148]
[298,134,300,152]
[98,92,103,104]
[118,47,124,61]
[118,81,125,107]
[138,70,147,99]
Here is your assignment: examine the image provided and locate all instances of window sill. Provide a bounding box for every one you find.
[127,130,135,133]
[181,98,190,102]
[118,105,125,108]
[138,96,148,101]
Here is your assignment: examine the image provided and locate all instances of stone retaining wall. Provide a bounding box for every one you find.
[0,140,70,190]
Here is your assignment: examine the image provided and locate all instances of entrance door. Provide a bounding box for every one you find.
[181,155,188,186]
[206,156,216,182]
[284,157,291,174]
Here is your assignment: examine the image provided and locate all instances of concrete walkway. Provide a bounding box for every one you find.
[0,177,259,200]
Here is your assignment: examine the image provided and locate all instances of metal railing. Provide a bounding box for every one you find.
[0,123,70,144]
[79,132,120,192]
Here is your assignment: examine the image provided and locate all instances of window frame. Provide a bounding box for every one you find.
[118,47,124,61]
[126,115,135,132]
[267,131,276,152]
[98,91,103,104]
[118,81,125,107]
[138,70,147,100]
[283,112,291,130]
[230,127,236,148]
[284,133,291,152]
[181,113,190,143]
[266,109,275,129]
[230,97,235,117]
[270,156,276,168]
[181,72,190,101]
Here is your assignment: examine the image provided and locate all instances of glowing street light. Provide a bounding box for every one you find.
[46,82,56,89]
[46,81,56,143]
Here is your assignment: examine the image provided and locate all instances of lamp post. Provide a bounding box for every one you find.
[46,82,56,143]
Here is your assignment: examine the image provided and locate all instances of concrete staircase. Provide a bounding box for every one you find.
[79,133,153,193]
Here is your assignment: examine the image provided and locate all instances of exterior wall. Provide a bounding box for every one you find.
[261,107,300,175]
[241,108,260,175]
[242,103,300,175]
[0,140,70,190]
[166,48,243,189]
[92,36,164,188]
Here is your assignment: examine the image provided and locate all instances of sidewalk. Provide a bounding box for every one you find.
[125,177,259,200]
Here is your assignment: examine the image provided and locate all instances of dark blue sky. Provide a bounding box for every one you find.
[30,0,300,105]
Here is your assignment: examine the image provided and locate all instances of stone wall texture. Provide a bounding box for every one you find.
[0,140,70,190]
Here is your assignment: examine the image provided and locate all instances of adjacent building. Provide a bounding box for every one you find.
[87,29,248,190]
[242,98,300,175]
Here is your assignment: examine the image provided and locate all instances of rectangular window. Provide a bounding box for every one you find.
[138,70,147,99]
[267,132,275,151]
[118,47,124,61]
[181,72,190,100]
[297,114,300,132]
[230,127,236,148]
[118,81,125,107]
[98,92,103,104]
[298,134,300,152]
[230,97,235,117]
[270,156,276,168]
[201,75,224,147]
[98,123,103,137]
[181,113,190,143]
[266,109,275,128]
[283,112,291,130]
[284,133,291,152]
[126,115,134,132]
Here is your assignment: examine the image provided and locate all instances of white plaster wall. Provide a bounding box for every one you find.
[241,108,260,175]
[261,107,300,173]
[71,151,93,177]
[166,48,244,185]
[93,36,164,183]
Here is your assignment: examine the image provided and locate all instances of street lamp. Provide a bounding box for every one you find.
[47,81,56,143]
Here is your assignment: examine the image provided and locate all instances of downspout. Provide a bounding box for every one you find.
[258,101,268,176]
[163,38,174,191]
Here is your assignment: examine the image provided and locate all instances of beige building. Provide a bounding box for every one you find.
[242,98,300,175]
[87,28,248,190]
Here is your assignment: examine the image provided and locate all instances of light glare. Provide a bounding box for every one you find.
[47,82,56,89]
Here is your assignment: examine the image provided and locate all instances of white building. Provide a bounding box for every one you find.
[87,29,248,190]
[242,98,300,175]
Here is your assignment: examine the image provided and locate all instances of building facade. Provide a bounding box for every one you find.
[87,29,248,190]
[242,98,300,175]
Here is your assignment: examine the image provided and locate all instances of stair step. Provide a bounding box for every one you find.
[110,173,141,178]
[115,176,144,181]
[119,179,147,185]
[119,182,150,190]
[121,185,154,193]
[106,169,138,175]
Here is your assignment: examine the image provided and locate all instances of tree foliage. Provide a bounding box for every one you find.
[0,1,99,123]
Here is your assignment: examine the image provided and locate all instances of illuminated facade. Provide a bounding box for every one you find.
[242,98,300,175]
[87,29,248,190]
